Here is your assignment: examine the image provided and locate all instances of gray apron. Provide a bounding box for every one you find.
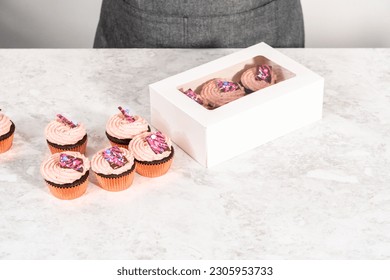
[94,0,304,48]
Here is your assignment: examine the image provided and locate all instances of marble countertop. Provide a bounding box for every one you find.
[0,48,389,260]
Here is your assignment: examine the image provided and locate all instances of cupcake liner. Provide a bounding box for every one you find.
[108,140,128,149]
[0,122,15,154]
[106,126,151,149]
[135,148,174,178]
[47,138,87,155]
[95,166,135,192]
[0,132,14,154]
[46,177,88,200]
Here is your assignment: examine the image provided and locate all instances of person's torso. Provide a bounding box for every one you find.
[95,0,304,48]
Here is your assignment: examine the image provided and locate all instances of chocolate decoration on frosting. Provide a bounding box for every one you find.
[102,146,129,169]
[216,80,240,93]
[59,153,84,173]
[56,114,78,128]
[118,106,136,123]
[183,89,203,105]
[146,132,171,154]
[255,65,272,83]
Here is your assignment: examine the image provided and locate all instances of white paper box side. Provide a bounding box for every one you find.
[206,78,324,167]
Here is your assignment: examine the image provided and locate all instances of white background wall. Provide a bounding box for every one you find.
[0,0,102,48]
[0,0,389,48]
[301,0,390,47]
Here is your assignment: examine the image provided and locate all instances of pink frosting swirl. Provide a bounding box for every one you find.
[0,112,12,136]
[200,79,245,109]
[40,151,90,185]
[106,114,149,139]
[45,119,86,145]
[91,147,134,175]
[129,131,172,162]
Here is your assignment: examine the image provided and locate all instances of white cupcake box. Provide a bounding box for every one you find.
[149,42,324,168]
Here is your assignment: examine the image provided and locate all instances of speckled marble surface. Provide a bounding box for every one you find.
[0,49,389,259]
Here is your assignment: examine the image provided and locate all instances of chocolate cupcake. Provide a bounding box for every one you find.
[45,114,87,154]
[40,151,90,200]
[0,109,15,154]
[200,79,245,109]
[129,131,174,178]
[91,146,135,192]
[240,65,277,93]
[106,106,150,148]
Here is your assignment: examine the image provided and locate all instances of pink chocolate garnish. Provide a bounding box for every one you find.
[216,80,240,93]
[59,153,84,173]
[118,106,136,123]
[255,65,272,83]
[146,132,171,155]
[56,114,78,128]
[183,89,203,105]
[102,146,129,169]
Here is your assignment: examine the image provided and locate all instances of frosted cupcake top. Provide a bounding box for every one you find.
[45,114,86,145]
[91,146,134,175]
[0,111,12,136]
[40,151,90,185]
[200,79,245,109]
[240,65,277,91]
[106,107,149,139]
[129,131,172,162]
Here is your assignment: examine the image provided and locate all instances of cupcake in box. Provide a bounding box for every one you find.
[45,114,87,154]
[106,106,150,148]
[0,109,15,153]
[200,79,245,109]
[240,64,277,93]
[40,151,90,200]
[129,131,174,178]
[91,146,135,192]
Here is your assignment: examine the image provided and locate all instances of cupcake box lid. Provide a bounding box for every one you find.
[149,42,324,167]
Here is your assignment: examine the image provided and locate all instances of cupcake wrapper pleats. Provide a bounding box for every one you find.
[0,132,14,154]
[135,156,173,178]
[95,170,135,192]
[47,178,88,200]
[47,139,87,155]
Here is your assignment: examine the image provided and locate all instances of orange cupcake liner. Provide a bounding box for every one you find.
[47,139,87,155]
[46,179,88,200]
[135,155,174,178]
[95,169,135,192]
[0,132,14,154]
[108,140,129,149]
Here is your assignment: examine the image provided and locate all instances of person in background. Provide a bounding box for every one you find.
[94,0,304,48]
